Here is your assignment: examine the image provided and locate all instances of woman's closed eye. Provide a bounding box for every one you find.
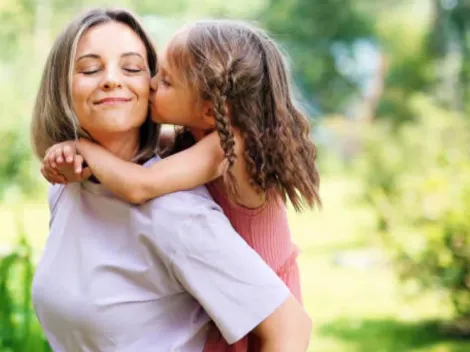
[124,67,143,73]
[81,67,100,75]
[79,66,144,75]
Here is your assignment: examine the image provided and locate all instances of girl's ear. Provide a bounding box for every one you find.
[200,100,216,128]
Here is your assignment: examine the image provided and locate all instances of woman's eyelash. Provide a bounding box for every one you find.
[124,68,142,73]
[81,68,142,75]
[82,69,99,75]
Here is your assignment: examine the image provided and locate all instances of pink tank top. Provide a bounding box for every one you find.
[206,182,299,277]
[203,183,303,352]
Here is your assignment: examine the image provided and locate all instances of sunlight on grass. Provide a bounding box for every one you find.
[288,178,470,352]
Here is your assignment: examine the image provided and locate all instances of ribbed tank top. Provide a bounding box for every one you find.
[206,182,299,275]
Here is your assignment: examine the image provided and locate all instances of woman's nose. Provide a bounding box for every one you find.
[100,68,123,90]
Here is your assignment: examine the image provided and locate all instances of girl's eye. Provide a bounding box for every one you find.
[160,77,171,87]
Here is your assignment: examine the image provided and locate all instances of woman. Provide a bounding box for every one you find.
[30,8,312,352]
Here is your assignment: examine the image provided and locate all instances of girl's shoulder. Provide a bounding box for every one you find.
[207,181,285,218]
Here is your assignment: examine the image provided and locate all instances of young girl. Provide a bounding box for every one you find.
[42,20,321,351]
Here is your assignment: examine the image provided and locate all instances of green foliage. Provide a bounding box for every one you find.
[0,214,50,352]
[263,0,375,112]
[0,125,38,201]
[375,1,436,122]
[355,96,470,321]
[0,60,42,201]
[0,0,35,60]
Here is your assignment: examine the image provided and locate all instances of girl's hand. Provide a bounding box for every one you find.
[41,141,92,184]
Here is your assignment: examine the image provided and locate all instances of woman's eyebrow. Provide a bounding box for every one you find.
[76,53,100,62]
[75,52,145,62]
[121,52,145,60]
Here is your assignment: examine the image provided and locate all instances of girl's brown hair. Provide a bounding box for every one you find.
[31,8,159,161]
[167,20,320,211]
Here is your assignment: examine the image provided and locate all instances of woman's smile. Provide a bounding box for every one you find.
[93,96,133,105]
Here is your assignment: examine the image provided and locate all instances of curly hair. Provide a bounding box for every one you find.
[166,20,320,210]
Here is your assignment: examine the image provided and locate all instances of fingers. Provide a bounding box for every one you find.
[42,141,81,185]
[55,155,90,183]
[47,142,76,166]
[73,154,92,181]
[46,149,57,169]
[55,145,65,164]
[41,166,67,185]
[74,155,84,174]
[81,167,92,181]
[43,152,60,182]
[74,153,92,181]
[63,143,75,164]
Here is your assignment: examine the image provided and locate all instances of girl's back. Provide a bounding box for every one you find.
[207,181,302,300]
[204,182,303,352]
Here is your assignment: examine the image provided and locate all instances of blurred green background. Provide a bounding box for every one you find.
[1,0,470,351]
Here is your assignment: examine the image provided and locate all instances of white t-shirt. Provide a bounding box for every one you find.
[32,156,289,352]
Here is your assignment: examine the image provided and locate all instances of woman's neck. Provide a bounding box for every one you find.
[95,130,139,161]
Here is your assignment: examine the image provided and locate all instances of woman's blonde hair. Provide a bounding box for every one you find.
[31,8,159,161]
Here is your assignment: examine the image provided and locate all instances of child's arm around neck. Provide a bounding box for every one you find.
[77,132,225,204]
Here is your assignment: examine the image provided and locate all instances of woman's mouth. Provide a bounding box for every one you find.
[94,97,132,105]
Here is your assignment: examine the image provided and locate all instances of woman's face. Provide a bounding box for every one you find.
[72,21,150,142]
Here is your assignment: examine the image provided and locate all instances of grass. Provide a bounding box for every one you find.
[2,177,470,351]
[291,177,470,351]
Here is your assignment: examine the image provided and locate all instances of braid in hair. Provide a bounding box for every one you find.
[210,59,239,196]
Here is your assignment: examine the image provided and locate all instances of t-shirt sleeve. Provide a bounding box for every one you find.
[48,184,65,226]
[149,188,290,344]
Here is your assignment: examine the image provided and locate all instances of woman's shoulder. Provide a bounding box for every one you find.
[145,185,221,214]
[48,183,80,213]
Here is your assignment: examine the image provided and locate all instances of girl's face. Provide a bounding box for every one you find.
[149,50,214,130]
[72,21,151,143]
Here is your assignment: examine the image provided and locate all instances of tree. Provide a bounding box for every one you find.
[263,0,375,114]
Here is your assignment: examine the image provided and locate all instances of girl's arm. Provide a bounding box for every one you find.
[77,132,225,204]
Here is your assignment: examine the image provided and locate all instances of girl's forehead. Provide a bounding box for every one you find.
[158,45,190,85]
[159,54,179,79]
[157,51,170,72]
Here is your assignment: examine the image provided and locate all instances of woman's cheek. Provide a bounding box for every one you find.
[138,76,151,99]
